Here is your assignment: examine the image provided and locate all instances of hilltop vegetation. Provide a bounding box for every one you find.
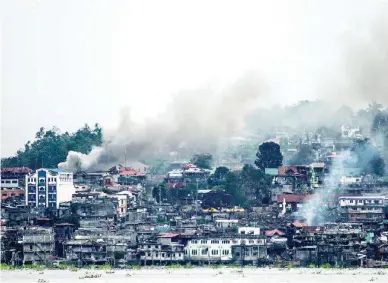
[1,124,103,170]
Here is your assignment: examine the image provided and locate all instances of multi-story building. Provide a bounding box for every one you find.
[338,195,386,222]
[1,167,33,188]
[25,169,75,209]
[184,235,266,263]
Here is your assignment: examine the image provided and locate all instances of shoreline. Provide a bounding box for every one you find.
[2,267,388,283]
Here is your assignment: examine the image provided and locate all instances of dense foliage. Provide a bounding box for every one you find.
[1,124,103,169]
[190,153,213,169]
[255,142,283,171]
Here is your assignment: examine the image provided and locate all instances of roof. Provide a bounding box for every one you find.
[120,170,145,176]
[157,233,180,238]
[277,194,312,203]
[291,221,307,228]
[265,229,285,237]
[310,162,325,168]
[1,167,33,174]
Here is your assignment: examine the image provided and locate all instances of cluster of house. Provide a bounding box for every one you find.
[1,124,388,269]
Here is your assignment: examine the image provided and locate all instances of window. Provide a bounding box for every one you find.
[201,249,208,255]
[211,250,219,255]
[191,240,198,244]
[162,253,165,258]
[155,253,158,258]
[201,240,207,244]
[148,245,151,249]
[30,245,33,250]
[249,240,254,244]
[147,252,151,257]
[12,180,17,184]
[232,240,238,244]
[222,250,229,255]
[5,180,10,184]
[191,250,198,256]
[222,240,230,244]
[211,240,219,244]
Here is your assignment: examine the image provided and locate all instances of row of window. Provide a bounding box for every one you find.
[145,252,182,258]
[343,199,383,204]
[185,249,230,256]
[191,239,260,244]
[28,177,59,183]
[1,180,18,184]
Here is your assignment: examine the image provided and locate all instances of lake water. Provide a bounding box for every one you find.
[2,268,388,283]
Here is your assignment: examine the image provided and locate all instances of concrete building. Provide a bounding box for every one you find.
[184,235,266,263]
[338,195,386,222]
[25,169,75,209]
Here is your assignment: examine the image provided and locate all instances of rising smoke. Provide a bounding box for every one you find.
[59,72,264,172]
[300,11,388,225]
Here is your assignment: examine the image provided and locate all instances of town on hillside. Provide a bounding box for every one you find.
[2,116,388,268]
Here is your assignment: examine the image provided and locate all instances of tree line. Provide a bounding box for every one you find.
[1,124,103,169]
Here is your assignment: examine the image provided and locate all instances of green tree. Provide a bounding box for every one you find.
[208,166,229,187]
[190,153,213,169]
[255,142,283,171]
[1,124,103,169]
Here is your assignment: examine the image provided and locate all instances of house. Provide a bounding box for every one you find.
[215,219,239,229]
[118,170,146,186]
[184,235,266,263]
[25,168,75,209]
[276,194,312,212]
[1,188,24,202]
[1,167,33,187]
[139,233,186,265]
[21,227,54,265]
[338,195,385,222]
[238,227,261,235]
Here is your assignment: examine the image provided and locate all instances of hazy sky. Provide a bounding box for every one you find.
[1,0,386,156]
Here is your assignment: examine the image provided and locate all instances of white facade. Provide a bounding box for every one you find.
[340,176,362,185]
[215,219,239,229]
[339,196,385,207]
[25,168,75,209]
[1,178,19,188]
[184,237,266,262]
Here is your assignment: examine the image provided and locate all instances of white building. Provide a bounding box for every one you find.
[215,219,239,229]
[1,178,19,188]
[184,236,266,262]
[25,168,75,209]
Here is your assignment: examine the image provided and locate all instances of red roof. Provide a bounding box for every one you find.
[277,194,312,203]
[157,233,180,238]
[265,229,285,237]
[120,170,145,176]
[182,164,197,170]
[1,167,33,174]
[291,221,307,228]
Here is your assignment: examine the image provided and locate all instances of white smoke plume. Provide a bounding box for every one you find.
[300,151,350,225]
[59,72,264,172]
